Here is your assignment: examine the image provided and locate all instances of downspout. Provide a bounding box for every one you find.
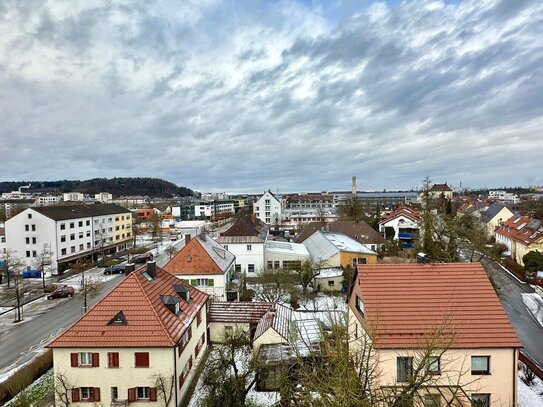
[513,348,517,407]
[173,345,178,406]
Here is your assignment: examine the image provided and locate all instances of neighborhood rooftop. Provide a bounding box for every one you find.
[32,203,131,221]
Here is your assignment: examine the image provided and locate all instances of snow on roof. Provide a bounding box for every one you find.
[316,268,344,278]
[265,240,309,257]
[324,232,377,254]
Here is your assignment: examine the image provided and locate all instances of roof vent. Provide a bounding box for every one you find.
[107,310,128,326]
[161,295,180,315]
[187,255,192,263]
[173,284,191,302]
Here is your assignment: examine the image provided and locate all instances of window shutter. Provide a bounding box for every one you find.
[135,352,149,367]
[92,353,99,367]
[70,353,79,367]
[188,326,192,341]
[149,387,157,401]
[208,279,214,287]
[179,374,184,389]
[189,355,193,370]
[128,388,136,402]
[190,279,197,286]
[108,352,119,367]
[71,388,80,402]
[93,387,101,402]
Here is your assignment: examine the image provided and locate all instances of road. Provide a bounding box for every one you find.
[481,258,543,367]
[0,238,187,375]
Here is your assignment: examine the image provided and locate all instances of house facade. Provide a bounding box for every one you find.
[163,234,236,301]
[378,205,420,249]
[348,263,521,407]
[495,215,543,266]
[48,262,209,407]
[5,204,132,273]
[479,203,514,238]
[216,215,269,274]
[264,240,309,271]
[253,191,281,226]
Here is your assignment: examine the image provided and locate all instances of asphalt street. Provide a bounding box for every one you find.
[481,258,543,368]
[0,238,186,375]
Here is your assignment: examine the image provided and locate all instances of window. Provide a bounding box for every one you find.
[235,264,241,273]
[108,352,119,368]
[328,280,335,287]
[225,325,233,336]
[61,248,67,255]
[70,234,75,241]
[27,213,32,219]
[86,220,90,226]
[471,356,490,375]
[32,237,36,244]
[79,352,93,366]
[26,251,31,258]
[247,244,252,251]
[397,357,413,382]
[81,387,93,400]
[178,325,192,356]
[274,261,280,269]
[111,387,118,401]
[197,308,203,326]
[87,242,91,249]
[358,257,367,265]
[60,223,66,230]
[25,224,29,232]
[70,222,74,228]
[428,356,441,374]
[71,246,76,253]
[356,296,365,316]
[135,352,149,367]
[78,221,83,227]
[248,264,255,273]
[60,235,66,242]
[32,250,37,257]
[31,224,36,231]
[137,387,150,400]
[26,237,30,244]
[86,231,91,237]
[471,394,490,406]
[267,261,273,269]
[424,394,441,407]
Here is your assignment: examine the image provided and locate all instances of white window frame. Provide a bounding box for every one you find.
[79,352,92,366]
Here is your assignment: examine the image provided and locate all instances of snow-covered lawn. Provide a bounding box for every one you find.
[4,368,53,407]
[522,293,543,328]
[297,292,347,312]
[519,364,543,407]
[58,266,119,289]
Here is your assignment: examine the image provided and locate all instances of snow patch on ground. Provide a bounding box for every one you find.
[518,365,543,407]
[0,296,69,331]
[522,293,543,328]
[297,292,347,312]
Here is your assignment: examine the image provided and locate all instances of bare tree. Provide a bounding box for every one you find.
[0,251,27,322]
[152,372,175,407]
[72,260,103,313]
[1,248,23,288]
[54,372,72,407]
[254,267,295,303]
[337,196,367,223]
[33,244,54,289]
[149,212,162,243]
[294,259,327,295]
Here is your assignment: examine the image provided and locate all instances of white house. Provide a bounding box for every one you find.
[94,192,113,202]
[5,204,132,274]
[48,262,209,407]
[163,234,236,301]
[253,191,281,226]
[378,205,420,249]
[194,199,235,219]
[216,214,268,274]
[35,196,62,206]
[264,240,309,270]
[63,192,85,202]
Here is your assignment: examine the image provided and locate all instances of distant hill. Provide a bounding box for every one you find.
[0,178,195,198]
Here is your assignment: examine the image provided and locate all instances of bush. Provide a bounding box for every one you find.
[239,289,255,302]
[503,259,526,281]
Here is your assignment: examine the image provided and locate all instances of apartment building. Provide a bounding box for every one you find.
[35,195,62,206]
[253,191,281,226]
[63,192,85,202]
[5,204,132,273]
[348,263,521,407]
[95,192,113,202]
[48,262,209,406]
[194,199,235,220]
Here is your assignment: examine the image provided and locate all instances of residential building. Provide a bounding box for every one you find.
[94,192,113,202]
[136,208,160,222]
[208,302,272,343]
[0,227,5,255]
[216,214,269,275]
[348,263,521,406]
[427,183,453,200]
[296,220,386,252]
[5,204,132,274]
[264,240,310,271]
[281,208,337,229]
[253,191,281,226]
[283,194,334,210]
[479,203,515,238]
[35,195,62,206]
[495,215,543,266]
[489,190,521,204]
[378,205,420,248]
[303,230,378,271]
[48,262,209,407]
[63,192,85,202]
[332,191,418,208]
[163,234,236,301]
[0,199,35,219]
[313,267,344,291]
[194,199,235,220]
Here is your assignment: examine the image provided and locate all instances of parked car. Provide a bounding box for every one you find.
[133,252,154,264]
[104,264,125,275]
[47,286,75,299]
[171,235,178,241]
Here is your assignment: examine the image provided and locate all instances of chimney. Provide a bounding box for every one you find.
[352,176,357,196]
[185,234,191,243]
[146,261,157,279]
[124,263,135,276]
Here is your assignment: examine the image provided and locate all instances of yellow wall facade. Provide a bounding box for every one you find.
[339,251,378,268]
[114,212,133,245]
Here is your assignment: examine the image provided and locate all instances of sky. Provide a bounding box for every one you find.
[0,0,542,193]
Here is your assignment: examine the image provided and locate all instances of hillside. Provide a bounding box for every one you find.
[0,178,195,198]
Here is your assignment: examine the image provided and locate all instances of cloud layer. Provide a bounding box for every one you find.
[1,0,542,192]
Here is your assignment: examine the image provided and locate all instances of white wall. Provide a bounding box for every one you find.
[378,215,419,240]
[223,242,265,275]
[253,192,281,225]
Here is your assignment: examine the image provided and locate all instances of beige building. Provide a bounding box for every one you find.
[348,262,521,407]
[495,215,543,266]
[207,302,272,343]
[479,203,514,238]
[48,262,209,406]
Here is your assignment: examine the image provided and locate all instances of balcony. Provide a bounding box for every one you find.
[398,233,413,240]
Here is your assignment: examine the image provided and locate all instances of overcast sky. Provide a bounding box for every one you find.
[0,0,542,193]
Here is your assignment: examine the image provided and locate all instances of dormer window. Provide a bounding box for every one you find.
[107,311,128,326]
[161,295,180,315]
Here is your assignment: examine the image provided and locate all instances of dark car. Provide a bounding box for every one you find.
[133,252,154,264]
[104,264,125,275]
[47,286,75,299]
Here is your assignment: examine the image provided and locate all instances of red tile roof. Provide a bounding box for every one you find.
[351,263,520,349]
[208,302,272,324]
[47,266,208,348]
[163,234,234,276]
[430,183,452,192]
[378,205,420,225]
[495,215,543,245]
